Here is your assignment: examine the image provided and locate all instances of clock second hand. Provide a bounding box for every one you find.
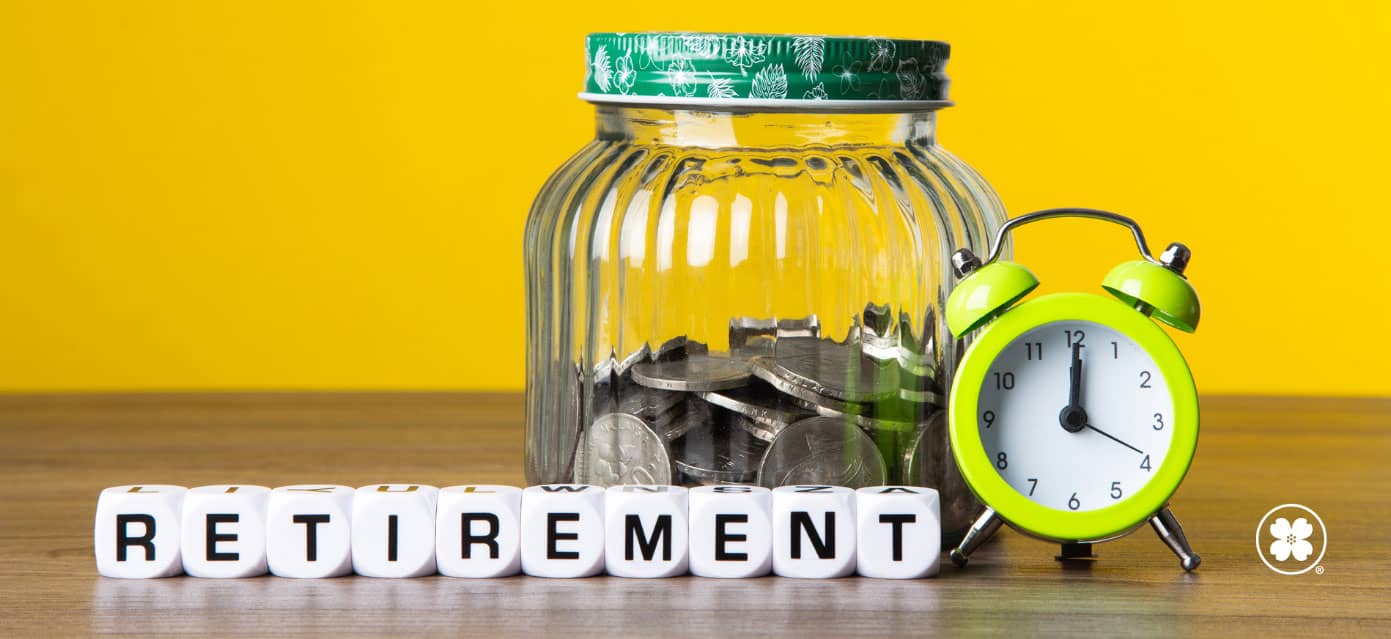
[1084,423,1144,455]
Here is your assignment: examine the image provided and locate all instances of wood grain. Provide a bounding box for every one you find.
[1,393,1388,637]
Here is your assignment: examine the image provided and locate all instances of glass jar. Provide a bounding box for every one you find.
[523,33,1007,542]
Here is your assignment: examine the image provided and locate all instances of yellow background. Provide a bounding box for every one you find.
[2,1,1388,395]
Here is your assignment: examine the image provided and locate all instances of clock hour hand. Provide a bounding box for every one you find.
[1058,341,1087,433]
[1083,423,1144,455]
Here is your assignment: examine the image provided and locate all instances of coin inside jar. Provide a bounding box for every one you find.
[607,384,684,420]
[759,336,899,402]
[757,415,887,489]
[616,344,652,376]
[582,412,673,485]
[750,356,865,412]
[631,353,752,392]
[696,383,812,442]
[651,398,705,441]
[671,411,766,484]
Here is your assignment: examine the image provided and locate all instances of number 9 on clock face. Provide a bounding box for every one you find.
[979,320,1169,514]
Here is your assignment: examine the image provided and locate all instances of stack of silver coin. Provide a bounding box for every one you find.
[570,306,980,543]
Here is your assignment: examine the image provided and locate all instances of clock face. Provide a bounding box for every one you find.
[977,319,1174,513]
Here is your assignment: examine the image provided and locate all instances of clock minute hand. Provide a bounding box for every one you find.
[1084,423,1144,455]
[1058,342,1087,433]
[1068,341,1082,409]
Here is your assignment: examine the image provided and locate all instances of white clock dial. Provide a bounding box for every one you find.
[977,320,1173,513]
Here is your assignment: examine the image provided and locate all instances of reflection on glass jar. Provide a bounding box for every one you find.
[524,33,1007,543]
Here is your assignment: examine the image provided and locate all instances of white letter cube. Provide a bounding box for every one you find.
[436,485,522,578]
[688,485,773,579]
[604,486,689,578]
[94,485,187,579]
[520,484,604,578]
[772,485,856,579]
[855,486,941,579]
[180,485,271,578]
[351,484,439,578]
[266,485,354,578]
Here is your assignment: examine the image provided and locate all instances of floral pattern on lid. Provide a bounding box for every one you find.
[583,32,951,104]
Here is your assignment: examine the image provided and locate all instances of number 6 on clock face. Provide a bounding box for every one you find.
[949,293,1199,543]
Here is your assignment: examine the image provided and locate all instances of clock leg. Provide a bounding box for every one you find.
[1150,506,1201,571]
[950,507,1003,568]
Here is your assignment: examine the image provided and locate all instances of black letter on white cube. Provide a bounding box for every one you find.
[205,514,239,561]
[878,514,916,562]
[292,514,330,562]
[790,511,835,559]
[714,514,748,561]
[625,514,672,561]
[547,512,580,559]
[461,513,501,559]
[116,514,156,562]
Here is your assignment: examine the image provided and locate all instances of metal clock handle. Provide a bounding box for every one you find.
[952,207,1192,278]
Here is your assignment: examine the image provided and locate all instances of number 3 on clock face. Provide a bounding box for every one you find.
[949,293,1199,543]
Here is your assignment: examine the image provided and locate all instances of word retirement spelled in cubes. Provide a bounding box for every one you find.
[95,484,942,579]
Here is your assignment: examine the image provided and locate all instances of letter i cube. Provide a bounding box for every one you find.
[436,485,522,578]
[604,485,689,578]
[688,485,773,578]
[772,485,856,579]
[181,485,271,578]
[520,484,604,578]
[352,484,439,578]
[266,485,354,578]
[855,486,941,579]
[94,485,187,579]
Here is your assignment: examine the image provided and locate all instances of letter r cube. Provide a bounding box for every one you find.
[436,485,522,578]
[94,485,187,579]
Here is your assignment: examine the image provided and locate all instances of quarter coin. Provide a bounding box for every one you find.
[632,353,752,392]
[757,415,887,489]
[582,412,672,485]
[763,336,899,402]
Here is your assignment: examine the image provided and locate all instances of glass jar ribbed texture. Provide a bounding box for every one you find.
[524,104,1006,543]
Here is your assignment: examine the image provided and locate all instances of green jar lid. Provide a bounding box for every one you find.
[582,32,951,108]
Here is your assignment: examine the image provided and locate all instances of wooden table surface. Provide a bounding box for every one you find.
[1,393,1388,637]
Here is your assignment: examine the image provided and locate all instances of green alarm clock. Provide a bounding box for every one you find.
[945,208,1202,571]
